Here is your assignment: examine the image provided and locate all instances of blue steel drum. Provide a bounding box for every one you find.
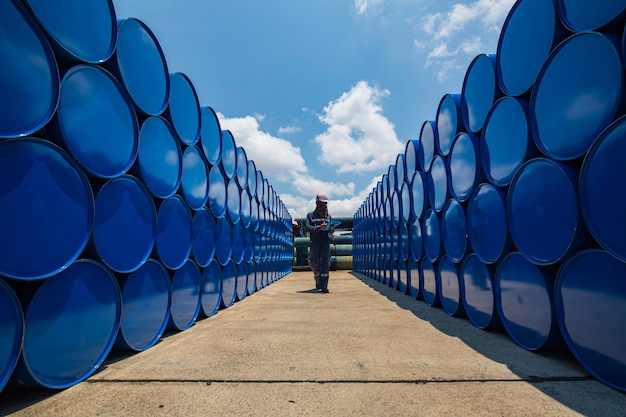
[180,145,209,211]
[407,257,420,299]
[388,165,398,197]
[496,0,568,97]
[191,208,216,268]
[408,219,423,262]
[215,216,233,266]
[390,223,399,262]
[236,147,249,189]
[155,195,193,270]
[420,256,440,307]
[247,160,258,197]
[250,197,260,233]
[467,183,510,265]
[56,65,138,178]
[404,140,419,182]
[208,163,228,219]
[136,117,182,199]
[0,139,93,280]
[166,72,200,146]
[423,208,442,263]
[495,252,562,351]
[438,255,464,317]
[231,221,246,265]
[0,1,59,138]
[243,227,255,263]
[580,115,626,261]
[508,158,588,265]
[395,154,406,189]
[256,170,265,204]
[246,261,257,296]
[435,94,461,157]
[11,259,120,388]
[167,259,201,331]
[0,278,23,392]
[399,221,410,262]
[113,18,169,116]
[114,259,171,351]
[221,260,237,308]
[481,96,535,187]
[23,0,116,63]
[391,189,401,228]
[240,188,253,228]
[461,254,500,330]
[236,263,248,301]
[400,181,413,224]
[427,155,448,213]
[200,260,221,317]
[555,249,626,392]
[227,178,242,224]
[221,130,238,180]
[557,0,626,32]
[92,175,156,273]
[200,106,222,165]
[410,170,427,220]
[448,132,483,202]
[418,121,436,172]
[530,32,623,161]
[441,198,468,264]
[461,54,499,133]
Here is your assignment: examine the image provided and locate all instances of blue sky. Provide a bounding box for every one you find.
[112,0,516,218]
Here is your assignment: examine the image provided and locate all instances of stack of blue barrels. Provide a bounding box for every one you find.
[353,0,626,393]
[0,0,293,392]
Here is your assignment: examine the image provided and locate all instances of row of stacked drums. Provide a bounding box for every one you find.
[353,0,626,393]
[0,1,294,392]
[293,234,353,270]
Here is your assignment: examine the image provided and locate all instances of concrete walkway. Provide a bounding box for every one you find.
[1,270,625,416]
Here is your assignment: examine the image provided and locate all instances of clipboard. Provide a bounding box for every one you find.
[322,220,342,231]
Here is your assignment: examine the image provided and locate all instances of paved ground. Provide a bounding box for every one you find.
[1,270,625,416]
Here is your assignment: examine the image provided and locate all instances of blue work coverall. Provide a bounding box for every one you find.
[305,210,332,290]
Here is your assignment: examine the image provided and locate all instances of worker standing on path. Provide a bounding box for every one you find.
[305,193,334,293]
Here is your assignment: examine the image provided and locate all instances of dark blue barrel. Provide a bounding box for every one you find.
[113,18,169,116]
[399,221,410,262]
[508,158,588,265]
[441,198,468,264]
[418,121,436,172]
[56,64,138,178]
[410,170,427,220]
[11,259,120,388]
[408,219,423,263]
[221,259,237,308]
[390,223,399,263]
[246,261,257,295]
[200,260,222,317]
[391,189,401,229]
[240,188,253,229]
[495,252,562,351]
[481,96,535,187]
[180,145,209,211]
[579,115,626,262]
[438,256,464,317]
[236,263,248,301]
[244,227,255,263]
[404,139,419,182]
[423,208,442,263]
[155,195,193,270]
[191,208,216,268]
[200,106,222,165]
[420,256,439,307]
[220,130,238,180]
[215,216,233,266]
[448,132,483,202]
[555,249,626,392]
[387,165,398,199]
[92,175,156,273]
[395,154,406,190]
[530,32,623,160]
[557,0,626,32]
[135,116,182,199]
[0,139,93,280]
[0,1,59,138]
[250,196,260,233]
[23,0,117,63]
[427,155,448,213]
[208,163,228,219]
[460,254,500,330]
[236,147,249,189]
[167,259,201,331]
[400,181,412,224]
[467,183,510,264]
[407,256,420,299]
[247,160,258,198]
[115,259,171,351]
[0,278,23,392]
[256,170,265,205]
[166,72,200,146]
[496,0,568,97]
[461,54,499,133]
[231,221,246,265]
[227,178,242,224]
[435,94,461,157]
